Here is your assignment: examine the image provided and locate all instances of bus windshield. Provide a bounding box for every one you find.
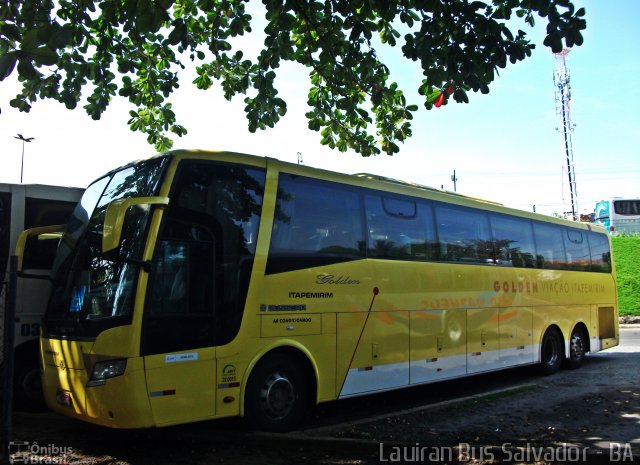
[44,157,168,338]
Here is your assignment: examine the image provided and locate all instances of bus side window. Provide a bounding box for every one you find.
[267,174,364,274]
[614,199,640,215]
[563,229,591,271]
[532,222,567,269]
[435,204,494,264]
[489,214,537,268]
[587,232,612,273]
[365,195,437,261]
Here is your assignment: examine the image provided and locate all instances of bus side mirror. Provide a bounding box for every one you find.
[102,196,169,254]
[14,224,66,272]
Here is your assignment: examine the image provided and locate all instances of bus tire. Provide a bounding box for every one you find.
[13,352,47,412]
[539,327,563,375]
[564,327,587,370]
[245,353,308,432]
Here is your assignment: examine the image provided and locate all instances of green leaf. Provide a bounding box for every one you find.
[135,0,154,33]
[0,23,21,42]
[10,97,31,112]
[30,46,59,66]
[17,59,39,80]
[573,30,584,46]
[21,29,44,50]
[156,0,174,10]
[47,25,73,50]
[544,33,564,53]
[168,20,187,45]
[37,23,56,44]
[426,89,442,104]
[0,53,18,81]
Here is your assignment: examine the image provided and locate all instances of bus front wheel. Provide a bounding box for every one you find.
[539,327,563,375]
[245,354,309,432]
[13,350,47,412]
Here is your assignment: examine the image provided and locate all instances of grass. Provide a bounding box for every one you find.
[612,236,640,316]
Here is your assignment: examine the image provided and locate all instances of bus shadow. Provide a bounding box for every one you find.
[10,352,637,464]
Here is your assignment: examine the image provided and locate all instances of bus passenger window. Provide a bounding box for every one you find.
[533,223,567,269]
[587,232,612,273]
[435,205,494,264]
[365,195,437,260]
[267,174,364,274]
[614,200,640,215]
[563,229,591,271]
[489,214,537,268]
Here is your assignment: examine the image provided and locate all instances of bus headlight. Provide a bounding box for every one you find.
[87,359,127,387]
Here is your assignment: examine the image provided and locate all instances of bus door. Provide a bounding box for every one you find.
[140,163,220,425]
[141,159,265,426]
[142,228,218,426]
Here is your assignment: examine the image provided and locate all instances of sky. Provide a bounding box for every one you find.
[1,1,638,217]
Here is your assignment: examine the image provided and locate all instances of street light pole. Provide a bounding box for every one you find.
[14,134,35,183]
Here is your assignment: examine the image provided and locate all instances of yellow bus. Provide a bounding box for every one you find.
[37,150,619,432]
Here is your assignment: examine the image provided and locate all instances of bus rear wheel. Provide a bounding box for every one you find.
[564,327,588,369]
[245,354,308,432]
[539,327,563,375]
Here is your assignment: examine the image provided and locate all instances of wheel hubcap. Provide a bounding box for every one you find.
[571,333,585,360]
[259,372,295,420]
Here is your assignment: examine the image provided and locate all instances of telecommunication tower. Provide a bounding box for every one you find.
[553,48,578,220]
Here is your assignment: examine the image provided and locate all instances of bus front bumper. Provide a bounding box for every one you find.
[42,356,155,428]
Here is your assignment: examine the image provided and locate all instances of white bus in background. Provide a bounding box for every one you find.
[0,183,83,410]
[594,198,640,235]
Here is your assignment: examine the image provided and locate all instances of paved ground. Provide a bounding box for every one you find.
[3,326,640,464]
